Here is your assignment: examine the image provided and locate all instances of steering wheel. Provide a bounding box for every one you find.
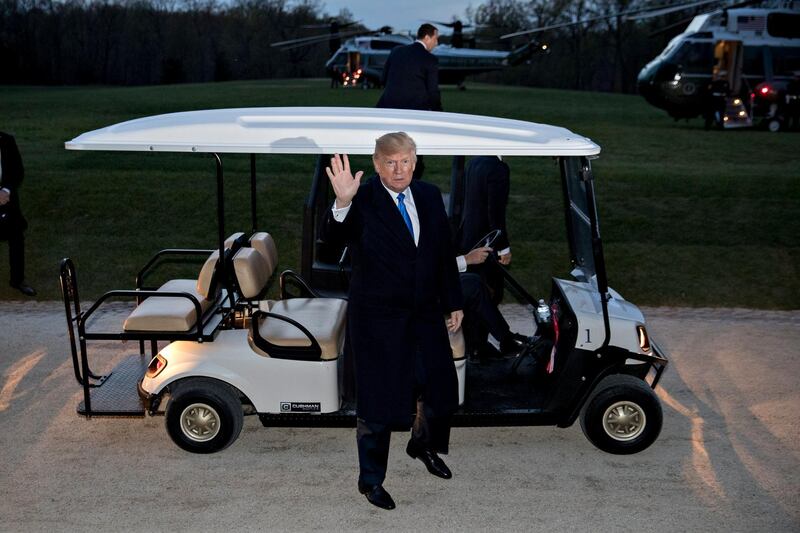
[470,229,502,252]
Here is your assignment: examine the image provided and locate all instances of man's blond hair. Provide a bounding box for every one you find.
[373,132,417,162]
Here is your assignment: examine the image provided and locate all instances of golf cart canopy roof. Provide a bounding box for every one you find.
[65,107,601,157]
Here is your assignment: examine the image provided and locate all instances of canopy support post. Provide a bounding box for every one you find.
[250,153,258,233]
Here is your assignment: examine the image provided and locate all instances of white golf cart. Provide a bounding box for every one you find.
[61,107,668,455]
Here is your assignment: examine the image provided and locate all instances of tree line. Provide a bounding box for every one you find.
[1,0,688,92]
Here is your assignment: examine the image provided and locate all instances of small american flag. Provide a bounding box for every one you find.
[737,16,766,32]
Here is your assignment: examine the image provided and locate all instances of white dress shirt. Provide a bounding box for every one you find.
[331,183,420,246]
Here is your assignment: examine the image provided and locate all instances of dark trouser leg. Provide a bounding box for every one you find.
[8,230,24,286]
[461,272,511,343]
[410,398,452,455]
[356,418,391,486]
[409,345,452,454]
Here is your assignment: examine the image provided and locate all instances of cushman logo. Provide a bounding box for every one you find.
[280,402,321,413]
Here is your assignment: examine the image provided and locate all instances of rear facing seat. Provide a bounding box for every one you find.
[123,233,246,332]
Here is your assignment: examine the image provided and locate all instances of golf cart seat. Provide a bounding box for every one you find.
[231,232,279,301]
[250,298,348,361]
[123,231,256,332]
[123,248,224,332]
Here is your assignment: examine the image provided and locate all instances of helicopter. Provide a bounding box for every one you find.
[502,0,800,130]
[271,21,545,89]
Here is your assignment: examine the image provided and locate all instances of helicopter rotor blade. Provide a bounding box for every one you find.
[271,28,366,48]
[501,0,727,40]
[625,0,721,21]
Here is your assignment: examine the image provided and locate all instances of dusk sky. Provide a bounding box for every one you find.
[319,0,476,34]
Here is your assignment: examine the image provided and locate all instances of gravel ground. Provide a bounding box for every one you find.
[0,302,798,532]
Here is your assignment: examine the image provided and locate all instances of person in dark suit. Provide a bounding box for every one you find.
[455,156,513,358]
[377,23,442,180]
[457,248,525,361]
[0,132,35,296]
[456,155,512,301]
[323,133,463,510]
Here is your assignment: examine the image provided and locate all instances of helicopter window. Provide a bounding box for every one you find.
[767,13,800,39]
[669,41,714,74]
[370,40,403,50]
[771,47,800,77]
[742,47,765,77]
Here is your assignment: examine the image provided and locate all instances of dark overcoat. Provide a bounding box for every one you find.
[324,176,462,427]
[376,42,442,112]
[0,132,28,239]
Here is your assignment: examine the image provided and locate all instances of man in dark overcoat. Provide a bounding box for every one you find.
[376,23,442,180]
[376,23,442,112]
[323,133,463,510]
[0,131,35,296]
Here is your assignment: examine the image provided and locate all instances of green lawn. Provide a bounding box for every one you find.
[1,79,798,308]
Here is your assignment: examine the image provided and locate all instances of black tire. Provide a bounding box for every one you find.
[165,379,244,454]
[580,374,662,455]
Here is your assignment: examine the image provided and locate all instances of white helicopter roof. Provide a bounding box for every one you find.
[65,107,600,157]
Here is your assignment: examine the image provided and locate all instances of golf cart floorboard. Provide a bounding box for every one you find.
[77,354,149,417]
[259,357,554,428]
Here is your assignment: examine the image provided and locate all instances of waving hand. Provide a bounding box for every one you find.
[326,153,363,209]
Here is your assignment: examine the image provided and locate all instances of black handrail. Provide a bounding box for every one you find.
[135,248,214,289]
[251,310,322,361]
[279,269,320,300]
[80,290,207,341]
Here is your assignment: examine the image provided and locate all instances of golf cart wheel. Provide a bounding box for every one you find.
[580,374,662,455]
[165,379,244,454]
[768,119,782,132]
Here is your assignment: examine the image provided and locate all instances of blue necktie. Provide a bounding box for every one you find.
[397,192,414,240]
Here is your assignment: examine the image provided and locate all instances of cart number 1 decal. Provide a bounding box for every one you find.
[585,329,591,343]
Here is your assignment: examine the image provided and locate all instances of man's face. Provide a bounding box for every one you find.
[422,30,439,51]
[374,150,416,193]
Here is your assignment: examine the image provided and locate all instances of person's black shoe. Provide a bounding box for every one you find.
[358,482,396,510]
[499,332,527,356]
[10,282,36,297]
[406,442,452,479]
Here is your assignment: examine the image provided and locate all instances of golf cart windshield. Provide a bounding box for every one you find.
[561,157,597,284]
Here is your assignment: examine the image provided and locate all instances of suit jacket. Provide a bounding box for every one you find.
[0,132,27,236]
[323,176,461,427]
[376,42,442,111]
[456,156,510,254]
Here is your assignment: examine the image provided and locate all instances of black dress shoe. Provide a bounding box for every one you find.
[499,332,526,356]
[10,282,36,297]
[406,443,452,479]
[358,482,396,510]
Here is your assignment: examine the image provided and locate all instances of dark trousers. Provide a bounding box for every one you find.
[461,272,510,348]
[356,347,452,486]
[7,230,25,285]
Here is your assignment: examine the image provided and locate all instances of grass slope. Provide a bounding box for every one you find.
[0,79,798,308]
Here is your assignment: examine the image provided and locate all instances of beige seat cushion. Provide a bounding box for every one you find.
[196,251,220,300]
[249,232,278,273]
[124,279,215,332]
[255,298,347,360]
[233,248,271,299]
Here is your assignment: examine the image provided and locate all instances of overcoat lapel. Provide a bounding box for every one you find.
[410,180,431,254]
[370,177,416,253]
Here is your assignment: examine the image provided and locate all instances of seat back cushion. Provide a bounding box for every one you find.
[249,232,278,275]
[233,247,270,299]
[196,250,220,300]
